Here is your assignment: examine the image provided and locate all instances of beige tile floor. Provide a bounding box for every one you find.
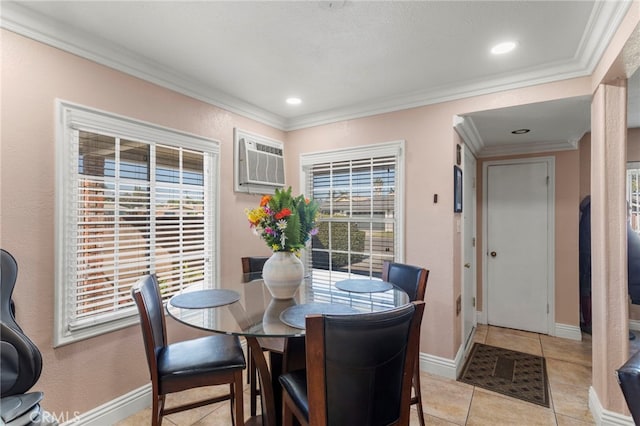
[116,325,596,426]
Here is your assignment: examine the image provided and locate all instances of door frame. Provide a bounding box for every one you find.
[462,146,477,350]
[481,157,556,335]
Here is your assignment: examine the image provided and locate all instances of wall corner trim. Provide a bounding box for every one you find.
[419,351,459,380]
[588,386,634,426]
[554,323,583,341]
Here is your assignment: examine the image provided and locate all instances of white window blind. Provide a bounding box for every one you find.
[301,141,404,286]
[55,101,218,346]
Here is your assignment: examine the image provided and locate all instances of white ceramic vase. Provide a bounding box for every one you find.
[262,251,304,299]
[262,298,297,333]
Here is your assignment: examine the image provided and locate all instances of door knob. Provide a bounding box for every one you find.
[464,263,471,268]
[490,251,497,257]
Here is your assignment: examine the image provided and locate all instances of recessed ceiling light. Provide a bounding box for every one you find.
[491,41,517,55]
[511,128,530,134]
[320,1,346,9]
[286,97,302,105]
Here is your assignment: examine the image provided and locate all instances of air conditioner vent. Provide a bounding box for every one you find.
[234,129,285,194]
[254,142,283,157]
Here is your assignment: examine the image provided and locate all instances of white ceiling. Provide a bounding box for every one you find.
[1,0,637,156]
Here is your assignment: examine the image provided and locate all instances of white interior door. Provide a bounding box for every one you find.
[485,160,552,334]
[462,148,477,348]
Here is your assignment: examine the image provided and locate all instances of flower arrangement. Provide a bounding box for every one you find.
[246,187,319,253]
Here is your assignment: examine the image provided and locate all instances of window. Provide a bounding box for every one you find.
[300,141,404,289]
[55,101,219,346]
[629,162,640,233]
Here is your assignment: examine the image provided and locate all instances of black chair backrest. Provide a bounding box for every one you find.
[307,301,425,426]
[0,249,43,397]
[1,249,20,330]
[382,261,429,302]
[241,256,268,273]
[131,275,168,382]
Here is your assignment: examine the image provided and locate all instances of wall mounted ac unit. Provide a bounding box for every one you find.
[234,129,285,194]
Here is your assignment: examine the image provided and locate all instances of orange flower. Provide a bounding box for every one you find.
[260,195,271,207]
[274,208,292,220]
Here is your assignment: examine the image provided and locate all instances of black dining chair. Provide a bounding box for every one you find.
[241,256,268,277]
[382,260,429,426]
[279,301,425,426]
[131,274,246,426]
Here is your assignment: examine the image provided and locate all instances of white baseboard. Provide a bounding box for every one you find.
[417,329,473,381]
[474,314,582,341]
[419,351,458,380]
[68,351,459,425]
[589,386,634,426]
[61,384,151,426]
[63,341,253,426]
[554,323,582,341]
[76,326,614,426]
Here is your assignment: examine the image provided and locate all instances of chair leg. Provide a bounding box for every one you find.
[247,345,252,383]
[229,383,235,425]
[282,395,294,426]
[413,366,425,426]
[152,393,165,426]
[250,356,258,416]
[234,371,245,426]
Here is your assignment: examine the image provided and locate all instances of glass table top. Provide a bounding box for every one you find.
[166,274,410,338]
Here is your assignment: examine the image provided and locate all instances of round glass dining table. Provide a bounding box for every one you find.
[166,274,410,426]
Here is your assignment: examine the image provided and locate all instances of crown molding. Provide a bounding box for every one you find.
[453,115,583,158]
[478,138,580,158]
[284,60,589,131]
[284,0,632,130]
[453,116,484,156]
[0,1,288,130]
[1,0,632,132]
[574,0,634,71]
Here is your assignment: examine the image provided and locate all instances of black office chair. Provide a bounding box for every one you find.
[382,260,429,426]
[617,349,640,424]
[131,275,246,426]
[279,301,425,426]
[1,249,57,426]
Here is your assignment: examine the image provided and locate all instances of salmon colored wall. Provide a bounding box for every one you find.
[474,149,581,327]
[286,105,459,359]
[286,77,592,361]
[1,30,277,414]
[0,14,627,416]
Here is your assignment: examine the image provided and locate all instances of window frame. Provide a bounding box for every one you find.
[299,140,405,279]
[628,161,640,234]
[54,100,220,347]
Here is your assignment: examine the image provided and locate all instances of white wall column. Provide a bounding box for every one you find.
[590,78,629,415]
